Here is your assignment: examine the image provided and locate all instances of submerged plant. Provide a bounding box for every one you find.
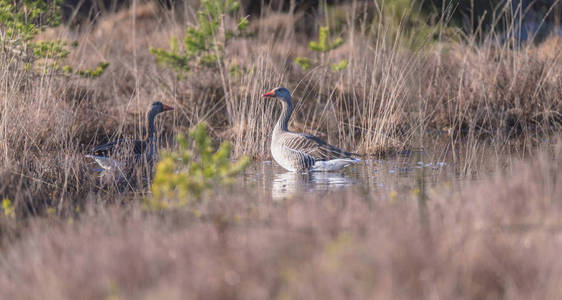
[147,123,249,210]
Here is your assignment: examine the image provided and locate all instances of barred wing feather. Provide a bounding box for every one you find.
[284,132,356,161]
[92,139,147,157]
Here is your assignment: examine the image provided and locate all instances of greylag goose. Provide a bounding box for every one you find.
[86,101,173,172]
[263,87,359,172]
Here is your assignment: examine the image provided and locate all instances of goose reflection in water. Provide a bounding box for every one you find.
[272,171,356,200]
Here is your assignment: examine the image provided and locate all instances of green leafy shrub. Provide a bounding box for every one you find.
[294,57,312,70]
[376,0,459,49]
[147,123,250,210]
[308,26,343,53]
[0,0,108,78]
[149,0,249,72]
[295,26,347,72]
[2,199,14,219]
[330,59,348,72]
[75,62,110,78]
[0,0,62,42]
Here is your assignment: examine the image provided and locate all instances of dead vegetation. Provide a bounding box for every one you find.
[0,140,560,299]
[2,0,559,211]
[0,1,561,298]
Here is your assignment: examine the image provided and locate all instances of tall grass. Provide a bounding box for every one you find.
[0,0,560,215]
[0,1,558,220]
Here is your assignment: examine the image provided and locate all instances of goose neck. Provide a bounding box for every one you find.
[274,99,292,133]
[146,110,158,157]
[146,110,157,141]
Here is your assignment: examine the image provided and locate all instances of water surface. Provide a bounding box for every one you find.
[241,153,454,200]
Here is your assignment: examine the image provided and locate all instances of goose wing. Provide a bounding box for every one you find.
[92,139,147,157]
[283,132,356,161]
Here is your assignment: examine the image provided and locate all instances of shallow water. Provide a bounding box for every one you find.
[240,152,457,200]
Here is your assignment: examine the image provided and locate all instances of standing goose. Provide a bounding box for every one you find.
[86,101,173,172]
[263,87,359,172]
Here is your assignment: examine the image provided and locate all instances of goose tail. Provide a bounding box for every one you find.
[85,155,122,171]
[311,158,360,172]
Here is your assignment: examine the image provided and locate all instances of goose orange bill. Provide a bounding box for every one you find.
[263,90,275,97]
[162,104,174,111]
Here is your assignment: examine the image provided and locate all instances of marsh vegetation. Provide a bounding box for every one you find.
[0,0,561,299]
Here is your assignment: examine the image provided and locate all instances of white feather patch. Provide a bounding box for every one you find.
[311,158,360,172]
[85,155,124,171]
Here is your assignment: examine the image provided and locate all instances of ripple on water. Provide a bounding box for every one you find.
[242,157,452,200]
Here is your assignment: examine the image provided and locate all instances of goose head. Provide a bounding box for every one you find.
[146,101,174,146]
[150,101,174,115]
[263,87,292,104]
